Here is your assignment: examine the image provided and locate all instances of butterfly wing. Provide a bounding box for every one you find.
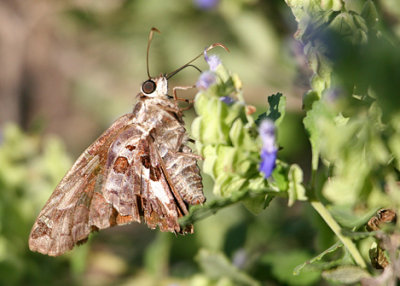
[29,113,135,256]
[29,114,192,256]
[100,126,189,233]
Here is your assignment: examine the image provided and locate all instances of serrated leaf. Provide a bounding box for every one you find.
[286,0,333,41]
[196,249,260,286]
[256,93,286,127]
[302,90,320,111]
[322,265,370,283]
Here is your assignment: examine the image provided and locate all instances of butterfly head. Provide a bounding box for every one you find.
[141,76,168,98]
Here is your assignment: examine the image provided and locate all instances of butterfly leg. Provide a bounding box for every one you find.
[172,85,196,111]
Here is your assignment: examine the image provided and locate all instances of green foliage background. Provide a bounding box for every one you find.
[1,0,400,285]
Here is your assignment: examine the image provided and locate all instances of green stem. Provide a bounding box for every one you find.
[179,190,249,227]
[310,200,367,268]
[310,151,319,191]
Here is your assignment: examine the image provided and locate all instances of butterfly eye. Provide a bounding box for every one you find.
[142,80,156,94]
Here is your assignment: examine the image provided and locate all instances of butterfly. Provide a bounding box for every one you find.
[29,28,226,256]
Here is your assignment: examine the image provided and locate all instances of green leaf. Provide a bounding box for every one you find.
[361,0,379,28]
[216,174,247,197]
[270,163,289,192]
[242,192,268,215]
[261,250,321,286]
[329,12,368,43]
[328,205,380,229]
[247,176,270,193]
[294,241,343,275]
[229,119,259,152]
[213,145,237,179]
[303,101,332,170]
[321,0,342,11]
[388,133,400,171]
[202,145,218,178]
[192,63,272,200]
[322,265,370,283]
[287,164,307,207]
[193,94,230,145]
[302,90,320,111]
[256,93,286,127]
[196,249,260,286]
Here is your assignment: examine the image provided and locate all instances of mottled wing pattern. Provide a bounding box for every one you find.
[163,147,204,205]
[29,113,194,256]
[29,114,134,256]
[148,104,205,206]
[100,125,187,233]
[29,85,206,256]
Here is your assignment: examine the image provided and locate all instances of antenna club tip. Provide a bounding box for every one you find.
[207,43,230,53]
[151,27,161,34]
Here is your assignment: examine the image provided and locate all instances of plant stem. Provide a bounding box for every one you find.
[310,200,367,268]
[179,190,249,227]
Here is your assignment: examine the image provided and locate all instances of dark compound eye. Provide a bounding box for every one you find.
[142,80,156,94]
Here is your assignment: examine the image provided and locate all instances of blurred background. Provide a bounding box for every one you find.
[1,0,399,285]
[0,0,308,155]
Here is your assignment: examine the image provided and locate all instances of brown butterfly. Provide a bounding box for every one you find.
[29,28,226,256]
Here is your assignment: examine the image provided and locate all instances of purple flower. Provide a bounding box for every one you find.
[259,149,277,179]
[196,71,216,90]
[232,249,247,269]
[325,87,342,102]
[204,49,221,71]
[219,96,235,105]
[259,120,277,178]
[194,0,219,10]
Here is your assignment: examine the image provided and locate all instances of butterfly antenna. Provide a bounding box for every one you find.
[166,43,229,79]
[147,27,161,78]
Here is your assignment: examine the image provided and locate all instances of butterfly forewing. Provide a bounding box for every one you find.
[29,76,204,256]
[29,114,134,256]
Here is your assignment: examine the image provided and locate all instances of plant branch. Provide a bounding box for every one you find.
[180,190,250,227]
[310,200,367,268]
